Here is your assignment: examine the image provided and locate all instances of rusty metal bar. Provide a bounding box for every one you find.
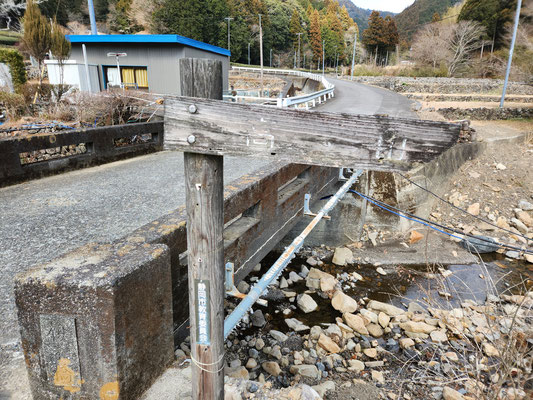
[223,169,364,338]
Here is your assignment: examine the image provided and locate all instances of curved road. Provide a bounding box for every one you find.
[0,76,415,397]
[317,77,416,117]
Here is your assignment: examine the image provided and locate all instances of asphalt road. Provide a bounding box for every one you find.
[317,76,416,118]
[0,77,417,396]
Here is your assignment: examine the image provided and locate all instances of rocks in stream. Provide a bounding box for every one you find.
[222,246,532,400]
[297,294,318,313]
[331,290,358,314]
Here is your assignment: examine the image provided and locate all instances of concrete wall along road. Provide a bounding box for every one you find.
[0,121,164,187]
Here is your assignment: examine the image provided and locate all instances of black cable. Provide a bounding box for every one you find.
[397,172,532,243]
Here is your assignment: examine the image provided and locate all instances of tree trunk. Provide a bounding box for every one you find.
[374,46,378,65]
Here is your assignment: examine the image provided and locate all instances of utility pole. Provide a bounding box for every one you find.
[500,0,522,108]
[335,51,338,76]
[224,17,233,54]
[296,32,303,69]
[322,40,325,77]
[270,48,272,67]
[248,42,251,65]
[259,14,264,97]
[351,30,357,80]
[87,0,98,35]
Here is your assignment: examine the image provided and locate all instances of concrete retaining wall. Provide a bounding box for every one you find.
[0,121,164,187]
[284,140,496,247]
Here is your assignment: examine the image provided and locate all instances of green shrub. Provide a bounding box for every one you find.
[0,48,27,91]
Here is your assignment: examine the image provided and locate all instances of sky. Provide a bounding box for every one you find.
[351,0,416,13]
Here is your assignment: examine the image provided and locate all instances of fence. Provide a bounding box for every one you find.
[0,121,164,186]
[226,66,335,109]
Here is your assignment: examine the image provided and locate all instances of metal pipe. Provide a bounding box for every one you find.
[351,31,357,80]
[500,0,522,108]
[82,44,92,92]
[87,0,98,35]
[223,169,364,339]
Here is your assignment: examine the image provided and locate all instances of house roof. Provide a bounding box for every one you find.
[66,34,231,57]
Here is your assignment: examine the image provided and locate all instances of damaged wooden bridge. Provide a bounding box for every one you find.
[14,58,461,400]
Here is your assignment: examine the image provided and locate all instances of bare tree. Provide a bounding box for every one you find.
[411,21,485,76]
[411,24,452,68]
[446,21,485,76]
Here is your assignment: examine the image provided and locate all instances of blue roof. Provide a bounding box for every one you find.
[66,34,231,57]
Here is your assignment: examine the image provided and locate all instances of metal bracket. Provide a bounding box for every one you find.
[338,168,348,181]
[224,262,267,306]
[303,194,331,220]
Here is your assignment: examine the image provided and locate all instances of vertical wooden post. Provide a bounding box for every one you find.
[180,58,225,400]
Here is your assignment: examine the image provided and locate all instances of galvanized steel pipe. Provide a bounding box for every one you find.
[223,169,364,339]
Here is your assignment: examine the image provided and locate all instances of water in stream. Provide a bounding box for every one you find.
[245,251,533,334]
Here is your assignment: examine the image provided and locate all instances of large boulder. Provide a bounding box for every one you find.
[343,313,369,335]
[367,300,405,316]
[331,291,358,314]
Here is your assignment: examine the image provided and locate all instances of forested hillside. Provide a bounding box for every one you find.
[395,0,463,42]
[1,0,362,67]
[337,0,395,31]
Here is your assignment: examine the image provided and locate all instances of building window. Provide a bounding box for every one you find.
[104,66,149,90]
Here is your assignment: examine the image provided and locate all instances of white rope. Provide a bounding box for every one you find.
[189,352,226,374]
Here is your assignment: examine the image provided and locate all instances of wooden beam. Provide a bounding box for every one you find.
[164,97,461,171]
[181,58,225,400]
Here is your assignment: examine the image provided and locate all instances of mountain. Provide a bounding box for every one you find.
[395,0,463,41]
[337,0,396,31]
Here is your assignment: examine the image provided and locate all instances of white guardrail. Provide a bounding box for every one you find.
[227,66,335,109]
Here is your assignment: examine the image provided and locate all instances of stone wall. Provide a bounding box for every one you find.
[350,76,533,95]
[437,107,533,120]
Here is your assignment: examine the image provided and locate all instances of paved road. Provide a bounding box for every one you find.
[0,77,416,396]
[317,77,416,118]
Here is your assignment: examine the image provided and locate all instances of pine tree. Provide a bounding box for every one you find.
[50,19,71,100]
[384,16,399,50]
[362,11,386,63]
[339,5,354,30]
[289,9,302,50]
[23,0,51,88]
[309,9,322,63]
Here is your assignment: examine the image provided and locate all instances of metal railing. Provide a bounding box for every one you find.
[227,66,335,109]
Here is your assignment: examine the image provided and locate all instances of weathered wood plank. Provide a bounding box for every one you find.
[164,96,461,171]
[181,58,225,400]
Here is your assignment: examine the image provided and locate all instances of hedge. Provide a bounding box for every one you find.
[0,48,27,91]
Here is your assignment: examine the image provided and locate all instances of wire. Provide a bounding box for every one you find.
[347,189,533,255]
[397,172,532,244]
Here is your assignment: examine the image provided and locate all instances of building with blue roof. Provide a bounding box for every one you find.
[46,34,230,94]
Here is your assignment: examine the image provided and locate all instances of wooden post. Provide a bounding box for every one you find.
[179,58,225,400]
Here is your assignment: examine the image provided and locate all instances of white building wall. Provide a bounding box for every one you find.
[45,60,100,92]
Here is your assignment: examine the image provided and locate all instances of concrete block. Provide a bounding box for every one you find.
[15,242,173,400]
